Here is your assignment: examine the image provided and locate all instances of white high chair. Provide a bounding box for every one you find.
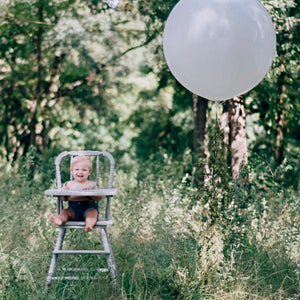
[45,150,117,288]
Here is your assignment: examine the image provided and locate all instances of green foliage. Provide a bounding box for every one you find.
[115,152,299,299]
[0,147,299,299]
[203,121,231,223]
[130,106,193,161]
[0,150,50,299]
[248,0,300,164]
[0,0,139,159]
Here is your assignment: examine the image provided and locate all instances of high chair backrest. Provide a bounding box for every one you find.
[54,150,115,219]
[55,150,115,189]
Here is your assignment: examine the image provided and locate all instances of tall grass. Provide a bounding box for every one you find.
[0,148,299,299]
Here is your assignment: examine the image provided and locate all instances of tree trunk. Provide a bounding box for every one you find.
[193,94,208,187]
[274,68,286,165]
[220,101,230,164]
[27,1,43,155]
[228,96,248,179]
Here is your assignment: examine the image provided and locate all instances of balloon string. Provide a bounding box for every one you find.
[211,102,217,190]
[211,101,221,190]
[215,101,221,128]
[214,101,220,155]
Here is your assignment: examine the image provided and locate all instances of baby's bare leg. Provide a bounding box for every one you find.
[85,209,98,232]
[48,209,75,225]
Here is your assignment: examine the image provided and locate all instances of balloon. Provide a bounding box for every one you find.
[163,0,276,101]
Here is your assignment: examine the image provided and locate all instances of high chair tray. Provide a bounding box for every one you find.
[45,188,118,196]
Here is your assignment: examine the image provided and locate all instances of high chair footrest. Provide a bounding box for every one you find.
[59,220,114,228]
[60,267,109,273]
[54,250,110,255]
[50,276,104,281]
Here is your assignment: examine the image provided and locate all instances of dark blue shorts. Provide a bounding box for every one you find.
[68,201,99,221]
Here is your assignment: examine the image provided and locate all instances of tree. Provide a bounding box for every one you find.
[249,0,300,165]
[0,0,128,159]
[193,95,208,186]
[221,97,248,179]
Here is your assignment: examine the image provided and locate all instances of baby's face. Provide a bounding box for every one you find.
[71,161,91,182]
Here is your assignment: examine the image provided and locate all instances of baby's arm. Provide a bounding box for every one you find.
[61,182,70,201]
[86,184,102,202]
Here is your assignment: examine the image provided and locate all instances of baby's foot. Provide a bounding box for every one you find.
[85,225,93,233]
[48,213,63,226]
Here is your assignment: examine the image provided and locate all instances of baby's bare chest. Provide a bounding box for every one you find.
[68,181,94,190]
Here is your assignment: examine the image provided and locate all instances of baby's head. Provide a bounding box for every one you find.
[70,155,93,172]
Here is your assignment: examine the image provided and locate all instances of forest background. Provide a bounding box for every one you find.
[0,0,299,299]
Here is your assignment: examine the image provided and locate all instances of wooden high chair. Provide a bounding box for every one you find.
[45,150,117,288]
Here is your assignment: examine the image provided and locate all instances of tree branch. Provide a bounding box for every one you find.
[103,32,158,68]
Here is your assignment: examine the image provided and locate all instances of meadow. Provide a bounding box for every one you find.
[0,147,299,299]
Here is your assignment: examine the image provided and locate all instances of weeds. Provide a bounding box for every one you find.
[0,148,299,299]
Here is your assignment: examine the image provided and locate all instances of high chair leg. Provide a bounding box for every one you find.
[101,227,117,279]
[46,228,66,288]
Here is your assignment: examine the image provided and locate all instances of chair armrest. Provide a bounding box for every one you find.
[45,189,118,197]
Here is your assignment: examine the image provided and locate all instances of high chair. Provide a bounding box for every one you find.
[45,150,117,288]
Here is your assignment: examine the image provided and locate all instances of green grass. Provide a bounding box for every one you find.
[0,151,299,299]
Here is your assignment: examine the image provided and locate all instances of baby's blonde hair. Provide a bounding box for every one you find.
[70,155,93,171]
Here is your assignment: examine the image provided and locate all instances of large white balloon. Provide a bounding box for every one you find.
[163,0,276,101]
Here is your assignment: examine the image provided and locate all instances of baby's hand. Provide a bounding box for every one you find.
[83,185,93,190]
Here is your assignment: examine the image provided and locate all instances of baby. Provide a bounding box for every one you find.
[48,155,102,232]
